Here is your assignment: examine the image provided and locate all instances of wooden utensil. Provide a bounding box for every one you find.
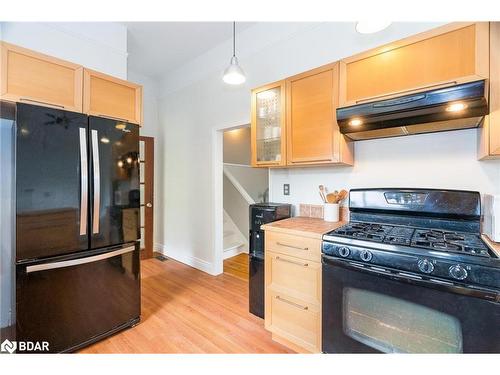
[326,192,337,203]
[336,189,348,203]
[319,185,327,203]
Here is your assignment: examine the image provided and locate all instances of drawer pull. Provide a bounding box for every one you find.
[20,97,65,109]
[276,242,309,251]
[275,296,308,310]
[276,256,308,267]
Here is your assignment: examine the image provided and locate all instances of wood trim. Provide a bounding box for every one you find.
[83,68,143,125]
[488,22,500,156]
[475,22,491,79]
[0,41,84,112]
[250,80,286,167]
[0,42,9,97]
[140,136,155,259]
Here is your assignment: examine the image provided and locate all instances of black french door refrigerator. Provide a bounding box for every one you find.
[14,103,141,353]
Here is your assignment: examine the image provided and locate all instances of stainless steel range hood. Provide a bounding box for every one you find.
[337,80,488,141]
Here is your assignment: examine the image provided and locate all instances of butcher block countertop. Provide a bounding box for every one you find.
[261,217,347,239]
[482,234,500,258]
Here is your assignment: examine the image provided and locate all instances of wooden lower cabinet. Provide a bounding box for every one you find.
[265,289,321,353]
[264,232,322,353]
[265,231,322,262]
[266,251,321,306]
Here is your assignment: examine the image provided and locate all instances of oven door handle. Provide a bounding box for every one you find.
[322,255,500,302]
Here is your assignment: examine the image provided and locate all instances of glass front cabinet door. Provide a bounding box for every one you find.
[251,81,286,167]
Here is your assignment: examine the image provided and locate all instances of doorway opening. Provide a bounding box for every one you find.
[214,125,269,279]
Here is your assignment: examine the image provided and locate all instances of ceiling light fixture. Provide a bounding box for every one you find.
[355,21,392,34]
[446,102,468,112]
[349,118,363,126]
[223,22,246,85]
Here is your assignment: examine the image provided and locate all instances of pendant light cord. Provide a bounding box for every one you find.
[232,21,236,57]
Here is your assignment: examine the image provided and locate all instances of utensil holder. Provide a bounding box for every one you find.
[324,203,340,222]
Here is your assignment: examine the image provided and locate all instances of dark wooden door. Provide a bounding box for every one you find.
[139,136,154,259]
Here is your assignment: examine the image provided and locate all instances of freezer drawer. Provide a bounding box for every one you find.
[16,243,141,353]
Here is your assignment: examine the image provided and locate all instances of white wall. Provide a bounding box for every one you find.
[155,22,493,274]
[271,130,500,214]
[0,22,128,78]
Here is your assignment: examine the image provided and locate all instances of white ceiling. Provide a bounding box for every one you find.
[124,22,256,79]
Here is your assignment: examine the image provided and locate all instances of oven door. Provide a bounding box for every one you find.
[322,256,500,353]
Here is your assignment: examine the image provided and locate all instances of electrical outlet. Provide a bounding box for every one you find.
[283,184,290,196]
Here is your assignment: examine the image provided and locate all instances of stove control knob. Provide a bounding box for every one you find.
[417,259,434,274]
[360,250,373,262]
[449,265,468,280]
[338,246,350,258]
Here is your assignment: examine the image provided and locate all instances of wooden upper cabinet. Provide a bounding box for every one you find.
[479,22,500,159]
[286,63,353,166]
[339,22,490,107]
[0,42,83,112]
[251,80,287,167]
[83,69,143,125]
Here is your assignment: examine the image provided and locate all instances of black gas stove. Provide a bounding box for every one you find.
[323,189,499,289]
[321,189,500,354]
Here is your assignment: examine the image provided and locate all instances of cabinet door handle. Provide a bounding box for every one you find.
[79,128,88,236]
[354,81,458,104]
[275,296,308,310]
[276,242,308,251]
[20,97,65,109]
[91,129,100,234]
[276,256,308,267]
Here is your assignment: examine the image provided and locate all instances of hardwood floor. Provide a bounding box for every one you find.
[80,257,292,354]
[223,253,249,280]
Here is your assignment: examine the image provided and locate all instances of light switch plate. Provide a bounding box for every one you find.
[283,184,290,196]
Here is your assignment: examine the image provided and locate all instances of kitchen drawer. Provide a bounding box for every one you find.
[265,290,321,353]
[266,251,321,305]
[265,231,321,262]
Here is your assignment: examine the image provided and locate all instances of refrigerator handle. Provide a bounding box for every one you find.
[91,129,100,234]
[26,245,136,273]
[79,128,88,236]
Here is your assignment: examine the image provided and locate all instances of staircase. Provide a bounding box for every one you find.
[223,210,248,259]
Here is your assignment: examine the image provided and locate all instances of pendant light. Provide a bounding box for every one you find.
[223,22,246,85]
[355,21,392,34]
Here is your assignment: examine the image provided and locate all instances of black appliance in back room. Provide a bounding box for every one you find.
[249,203,291,318]
[0,102,141,353]
[322,188,500,353]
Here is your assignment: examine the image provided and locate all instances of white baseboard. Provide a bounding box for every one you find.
[154,243,216,275]
[223,245,248,260]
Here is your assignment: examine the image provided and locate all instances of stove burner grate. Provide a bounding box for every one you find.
[329,222,491,258]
